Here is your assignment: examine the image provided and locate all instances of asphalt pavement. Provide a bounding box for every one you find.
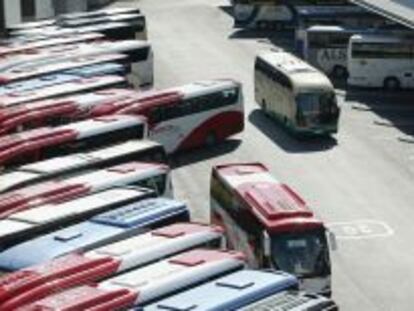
[113,1,414,309]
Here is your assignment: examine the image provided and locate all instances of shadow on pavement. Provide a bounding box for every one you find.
[217,5,233,17]
[170,139,242,168]
[249,109,338,153]
[345,87,414,141]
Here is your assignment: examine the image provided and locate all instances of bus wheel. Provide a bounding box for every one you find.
[333,66,348,79]
[384,77,400,91]
[205,132,217,147]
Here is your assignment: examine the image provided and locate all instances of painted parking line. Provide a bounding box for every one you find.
[327,220,393,240]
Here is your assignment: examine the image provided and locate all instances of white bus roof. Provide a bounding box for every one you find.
[0,140,161,193]
[177,79,240,99]
[257,50,333,90]
[307,25,352,32]
[350,33,412,43]
[99,249,245,304]
[86,223,224,271]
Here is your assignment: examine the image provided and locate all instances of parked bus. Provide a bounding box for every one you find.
[10,14,147,41]
[0,63,128,98]
[254,50,339,136]
[0,32,104,57]
[0,187,155,249]
[18,249,245,310]
[0,198,190,272]
[0,140,167,193]
[144,270,297,311]
[0,162,173,218]
[0,88,142,134]
[240,290,339,310]
[0,75,128,107]
[347,33,414,90]
[0,222,223,308]
[231,0,349,29]
[0,53,128,84]
[300,25,407,77]
[294,5,390,54]
[58,7,141,21]
[301,25,356,77]
[0,40,153,88]
[91,79,245,153]
[0,115,147,168]
[211,163,335,296]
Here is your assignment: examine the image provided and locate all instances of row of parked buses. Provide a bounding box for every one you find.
[0,5,339,310]
[232,0,414,91]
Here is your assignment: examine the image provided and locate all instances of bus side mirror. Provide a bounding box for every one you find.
[328,230,337,251]
[263,231,271,257]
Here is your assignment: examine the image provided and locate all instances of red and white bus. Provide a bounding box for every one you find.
[92,79,245,153]
[0,161,172,218]
[18,249,245,310]
[0,75,127,108]
[0,140,167,193]
[0,88,142,134]
[0,223,224,308]
[211,162,335,296]
[0,115,147,168]
[0,32,104,57]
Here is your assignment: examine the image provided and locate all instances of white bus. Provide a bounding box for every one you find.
[255,50,340,136]
[302,25,356,78]
[0,40,153,88]
[347,34,414,90]
[294,5,391,53]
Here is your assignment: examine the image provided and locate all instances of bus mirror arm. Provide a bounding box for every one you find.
[328,230,338,251]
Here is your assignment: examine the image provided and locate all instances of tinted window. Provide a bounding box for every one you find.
[352,42,413,59]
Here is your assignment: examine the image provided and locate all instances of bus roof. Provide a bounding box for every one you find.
[0,140,163,193]
[145,270,297,311]
[214,163,323,233]
[306,25,355,33]
[350,33,412,43]
[0,222,222,308]
[0,198,189,271]
[0,162,168,218]
[257,50,333,91]
[239,290,338,311]
[297,5,375,17]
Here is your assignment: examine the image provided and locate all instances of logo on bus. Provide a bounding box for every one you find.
[317,49,346,65]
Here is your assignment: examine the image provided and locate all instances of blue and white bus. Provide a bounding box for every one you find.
[144,270,297,310]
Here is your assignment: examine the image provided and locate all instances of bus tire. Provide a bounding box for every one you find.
[383,77,400,91]
[332,65,348,79]
[205,132,217,147]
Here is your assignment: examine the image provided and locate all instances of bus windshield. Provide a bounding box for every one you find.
[296,91,337,124]
[270,229,330,278]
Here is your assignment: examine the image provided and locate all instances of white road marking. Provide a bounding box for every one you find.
[327,220,393,240]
